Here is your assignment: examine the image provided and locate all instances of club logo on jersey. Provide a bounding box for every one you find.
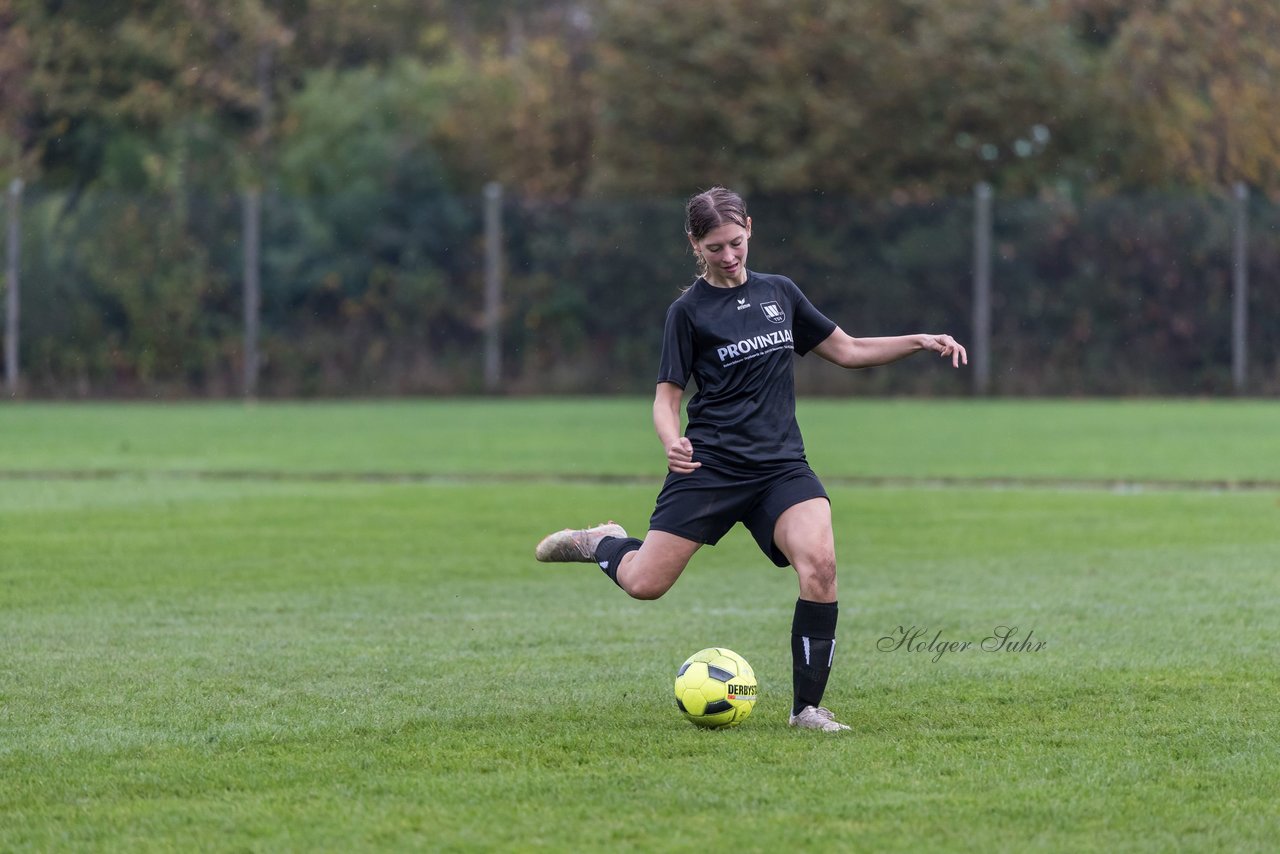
[736,296,751,311]
[761,301,785,323]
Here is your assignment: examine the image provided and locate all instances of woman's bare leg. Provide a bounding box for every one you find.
[613,530,701,600]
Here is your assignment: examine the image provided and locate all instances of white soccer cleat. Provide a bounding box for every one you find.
[534,522,627,563]
[788,705,851,732]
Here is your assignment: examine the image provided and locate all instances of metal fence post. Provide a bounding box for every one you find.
[972,181,993,396]
[4,178,21,397]
[243,188,262,399]
[1231,181,1249,395]
[483,182,504,393]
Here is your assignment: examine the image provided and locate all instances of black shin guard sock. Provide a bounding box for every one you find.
[791,598,839,716]
[594,536,642,588]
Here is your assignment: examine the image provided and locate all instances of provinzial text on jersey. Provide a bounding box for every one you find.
[716,329,794,366]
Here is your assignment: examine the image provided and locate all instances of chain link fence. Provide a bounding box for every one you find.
[3,185,1276,398]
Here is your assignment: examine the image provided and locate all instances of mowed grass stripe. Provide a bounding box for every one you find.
[2,398,1279,481]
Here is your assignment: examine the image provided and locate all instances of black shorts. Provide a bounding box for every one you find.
[648,462,829,567]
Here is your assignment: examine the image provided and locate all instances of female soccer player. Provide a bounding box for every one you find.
[536,187,967,732]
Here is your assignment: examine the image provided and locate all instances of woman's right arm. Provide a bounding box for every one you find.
[653,382,700,473]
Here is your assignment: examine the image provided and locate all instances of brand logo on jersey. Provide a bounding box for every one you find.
[761,301,785,323]
[736,296,751,311]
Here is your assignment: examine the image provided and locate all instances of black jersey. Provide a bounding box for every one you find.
[656,271,837,472]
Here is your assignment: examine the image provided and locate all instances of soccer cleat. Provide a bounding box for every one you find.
[534,522,627,563]
[788,705,851,732]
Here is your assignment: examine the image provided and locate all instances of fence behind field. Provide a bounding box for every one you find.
[2,183,1275,398]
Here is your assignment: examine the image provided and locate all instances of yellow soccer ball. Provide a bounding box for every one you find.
[673,647,758,728]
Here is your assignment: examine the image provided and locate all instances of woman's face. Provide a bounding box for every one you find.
[691,218,752,287]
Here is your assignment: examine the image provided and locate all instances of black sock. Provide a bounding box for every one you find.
[791,598,838,715]
[594,536,642,588]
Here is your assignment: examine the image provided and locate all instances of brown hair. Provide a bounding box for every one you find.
[685,187,748,277]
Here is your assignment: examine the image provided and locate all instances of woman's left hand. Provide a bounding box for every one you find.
[922,334,968,368]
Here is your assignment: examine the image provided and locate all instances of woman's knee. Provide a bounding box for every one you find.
[623,576,672,601]
[616,552,682,600]
[794,550,838,598]
[616,535,697,600]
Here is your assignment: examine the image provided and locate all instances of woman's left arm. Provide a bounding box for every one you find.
[812,328,968,369]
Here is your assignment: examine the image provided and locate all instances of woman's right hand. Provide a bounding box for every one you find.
[667,436,701,474]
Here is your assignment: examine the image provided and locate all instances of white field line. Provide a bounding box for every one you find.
[1,468,1278,493]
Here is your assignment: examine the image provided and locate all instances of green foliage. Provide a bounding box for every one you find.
[504,190,1279,396]
[10,185,1279,396]
[1101,0,1280,190]
[264,58,477,394]
[591,0,1092,197]
[7,0,286,189]
[992,193,1242,394]
[19,189,237,394]
[4,0,1280,396]
[10,187,1279,396]
[5,0,1279,194]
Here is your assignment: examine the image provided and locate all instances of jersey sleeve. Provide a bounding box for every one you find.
[656,298,696,387]
[786,279,838,355]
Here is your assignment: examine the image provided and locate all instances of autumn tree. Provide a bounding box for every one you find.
[588,0,1092,198]
[1100,0,1280,192]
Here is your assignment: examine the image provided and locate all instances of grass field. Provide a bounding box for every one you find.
[2,399,1278,851]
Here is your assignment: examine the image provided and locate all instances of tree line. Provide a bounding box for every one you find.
[1,0,1278,396]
